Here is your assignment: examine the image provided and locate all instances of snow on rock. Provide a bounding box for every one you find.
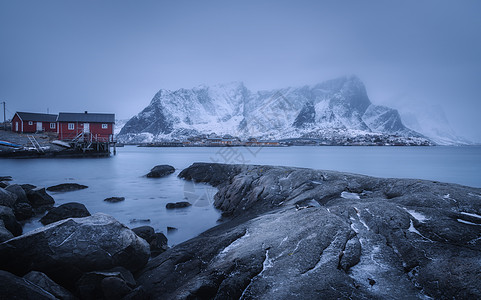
[404,208,429,223]
[341,191,361,200]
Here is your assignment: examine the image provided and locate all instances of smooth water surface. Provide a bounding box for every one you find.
[1,145,480,245]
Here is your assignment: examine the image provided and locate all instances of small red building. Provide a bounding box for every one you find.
[12,112,58,133]
[57,112,115,142]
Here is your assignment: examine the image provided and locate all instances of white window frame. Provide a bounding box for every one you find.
[68,123,75,130]
[50,123,56,129]
[28,121,33,125]
[102,124,108,129]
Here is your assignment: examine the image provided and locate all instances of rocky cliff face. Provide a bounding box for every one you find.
[137,163,481,299]
[118,76,425,143]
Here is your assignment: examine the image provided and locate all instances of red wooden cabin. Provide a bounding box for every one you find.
[12,112,58,133]
[57,112,115,142]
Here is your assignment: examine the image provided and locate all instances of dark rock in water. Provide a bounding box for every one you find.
[104,196,125,203]
[0,181,9,188]
[101,277,133,300]
[0,213,150,289]
[0,176,12,181]
[0,187,17,207]
[178,162,237,186]
[137,163,481,299]
[20,183,37,193]
[26,187,54,208]
[129,218,151,224]
[149,233,169,257]
[46,183,88,192]
[24,271,76,300]
[0,206,22,236]
[132,226,155,242]
[132,226,168,257]
[6,184,28,203]
[0,219,14,242]
[0,270,56,300]
[146,165,175,178]
[40,202,91,225]
[165,201,191,209]
[167,226,178,233]
[76,268,136,300]
[13,202,34,221]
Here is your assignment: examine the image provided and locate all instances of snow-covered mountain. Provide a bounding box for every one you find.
[114,119,129,136]
[118,76,429,144]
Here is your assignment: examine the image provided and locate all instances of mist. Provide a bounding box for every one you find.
[1,0,480,141]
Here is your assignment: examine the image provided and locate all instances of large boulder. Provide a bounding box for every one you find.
[26,187,54,208]
[6,184,28,203]
[0,219,14,242]
[0,213,150,288]
[24,271,76,300]
[0,187,17,207]
[40,202,91,225]
[13,202,34,221]
[0,270,56,300]
[20,183,37,193]
[46,183,88,192]
[132,226,169,257]
[0,205,22,236]
[132,225,155,242]
[76,267,136,299]
[146,165,175,178]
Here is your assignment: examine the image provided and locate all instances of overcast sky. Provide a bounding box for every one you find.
[1,0,480,141]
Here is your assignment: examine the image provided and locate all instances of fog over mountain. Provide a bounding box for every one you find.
[117,76,440,145]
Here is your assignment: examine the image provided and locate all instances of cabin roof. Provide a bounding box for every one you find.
[58,112,115,123]
[15,112,58,122]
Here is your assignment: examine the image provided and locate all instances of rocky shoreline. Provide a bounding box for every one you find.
[0,179,168,299]
[1,163,480,299]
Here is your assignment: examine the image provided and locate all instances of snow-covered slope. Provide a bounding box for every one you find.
[118,76,428,144]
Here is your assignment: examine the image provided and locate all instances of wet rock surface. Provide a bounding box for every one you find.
[165,201,191,209]
[146,165,175,178]
[40,202,91,225]
[104,196,125,203]
[46,183,88,192]
[26,187,55,208]
[137,162,481,299]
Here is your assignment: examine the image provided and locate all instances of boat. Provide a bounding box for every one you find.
[0,140,22,148]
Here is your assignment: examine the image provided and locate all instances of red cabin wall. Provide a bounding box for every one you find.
[58,122,113,141]
[12,114,22,133]
[11,114,57,133]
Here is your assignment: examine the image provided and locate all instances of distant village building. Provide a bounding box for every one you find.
[12,112,58,133]
[57,112,115,142]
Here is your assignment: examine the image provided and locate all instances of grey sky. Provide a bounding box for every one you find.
[1,0,480,141]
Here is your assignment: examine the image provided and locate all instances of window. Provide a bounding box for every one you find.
[102,124,108,129]
[68,123,75,130]
[28,121,33,125]
[50,123,56,129]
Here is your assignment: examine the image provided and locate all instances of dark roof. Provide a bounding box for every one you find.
[57,112,115,123]
[16,112,58,122]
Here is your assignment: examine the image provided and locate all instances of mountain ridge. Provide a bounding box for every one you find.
[117,76,431,145]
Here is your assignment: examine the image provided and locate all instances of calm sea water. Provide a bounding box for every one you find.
[2,145,480,245]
